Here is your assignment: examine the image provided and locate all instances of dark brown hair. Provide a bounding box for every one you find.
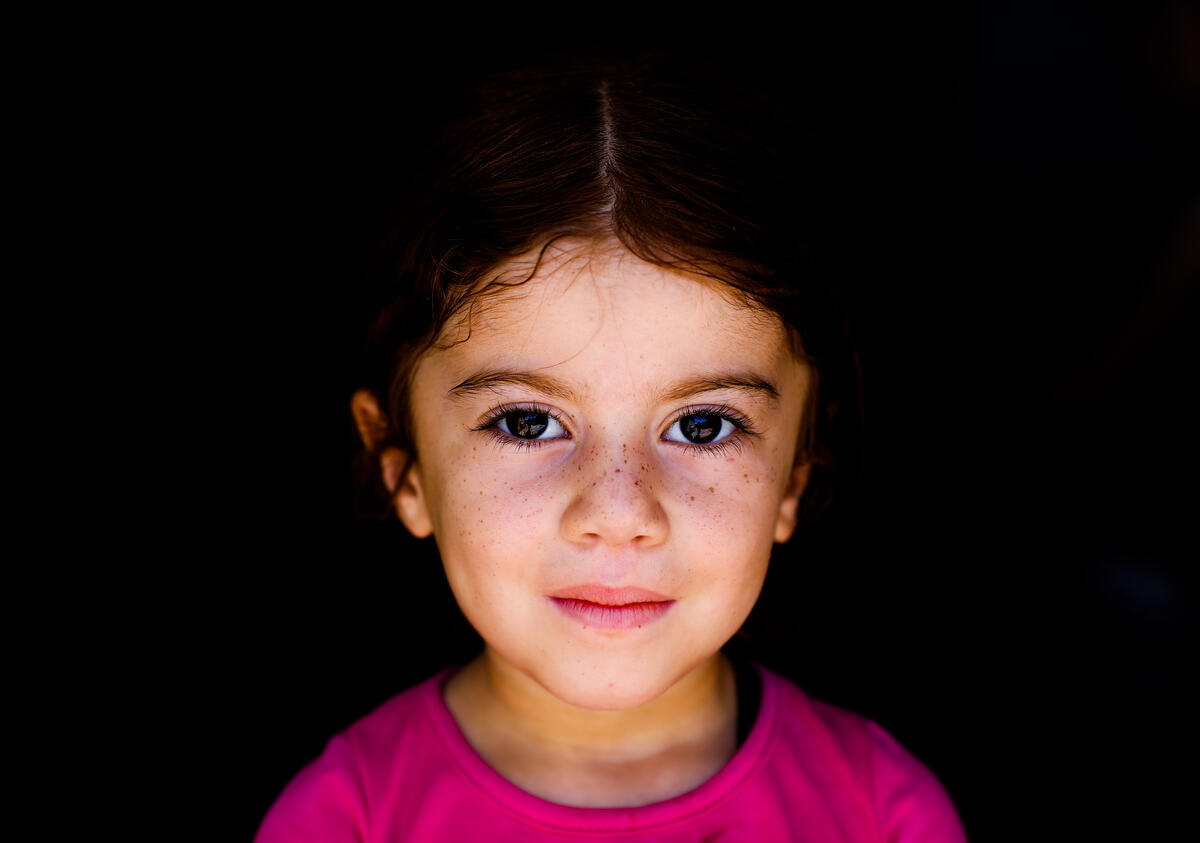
[358,52,859,522]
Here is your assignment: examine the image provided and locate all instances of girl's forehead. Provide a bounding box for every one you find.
[438,239,789,355]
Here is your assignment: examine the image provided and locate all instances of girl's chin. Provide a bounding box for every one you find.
[525,655,719,713]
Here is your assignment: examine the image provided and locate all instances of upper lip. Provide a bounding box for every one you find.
[548,584,674,605]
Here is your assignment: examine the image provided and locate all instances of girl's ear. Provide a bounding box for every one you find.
[351,389,391,450]
[350,389,434,537]
[393,464,434,538]
[773,460,811,543]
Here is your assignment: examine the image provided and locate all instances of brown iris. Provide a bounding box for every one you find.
[679,414,720,444]
[507,411,549,439]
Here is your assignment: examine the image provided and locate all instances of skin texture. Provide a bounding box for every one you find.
[353,238,811,806]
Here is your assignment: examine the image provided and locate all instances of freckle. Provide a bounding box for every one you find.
[614,468,620,473]
[689,495,695,501]
[708,486,715,493]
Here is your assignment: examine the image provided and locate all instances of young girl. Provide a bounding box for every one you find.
[256,54,968,842]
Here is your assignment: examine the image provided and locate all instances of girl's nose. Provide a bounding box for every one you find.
[559,446,669,549]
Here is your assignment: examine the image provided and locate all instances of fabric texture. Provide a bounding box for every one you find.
[255,665,967,842]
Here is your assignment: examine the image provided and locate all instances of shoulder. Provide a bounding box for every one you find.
[254,671,450,843]
[759,667,967,843]
[859,720,968,843]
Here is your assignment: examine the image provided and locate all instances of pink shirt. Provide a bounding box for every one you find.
[256,666,967,841]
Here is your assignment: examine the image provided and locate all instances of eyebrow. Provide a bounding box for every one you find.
[659,374,780,404]
[447,371,582,403]
[447,370,779,405]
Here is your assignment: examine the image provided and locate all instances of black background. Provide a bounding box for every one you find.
[179,3,1197,840]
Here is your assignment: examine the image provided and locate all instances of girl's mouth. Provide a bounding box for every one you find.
[547,585,675,630]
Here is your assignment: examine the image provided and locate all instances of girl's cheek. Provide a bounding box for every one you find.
[446,456,552,524]
[669,461,775,523]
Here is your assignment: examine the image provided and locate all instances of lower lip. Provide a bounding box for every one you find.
[549,597,675,630]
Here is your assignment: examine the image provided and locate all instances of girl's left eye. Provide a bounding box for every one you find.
[662,412,738,446]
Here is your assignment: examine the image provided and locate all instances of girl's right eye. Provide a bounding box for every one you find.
[473,404,570,449]
[496,410,566,441]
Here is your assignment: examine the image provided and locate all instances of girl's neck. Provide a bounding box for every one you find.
[443,649,739,808]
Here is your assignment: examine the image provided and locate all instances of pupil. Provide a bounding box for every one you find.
[682,414,720,443]
[508,412,548,439]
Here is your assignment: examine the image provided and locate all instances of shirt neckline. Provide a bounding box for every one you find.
[419,662,780,835]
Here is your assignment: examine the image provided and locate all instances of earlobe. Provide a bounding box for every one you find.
[351,388,433,538]
[394,462,434,538]
[773,461,811,543]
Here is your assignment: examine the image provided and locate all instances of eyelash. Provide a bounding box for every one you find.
[670,403,757,458]
[471,402,757,457]
[472,402,564,453]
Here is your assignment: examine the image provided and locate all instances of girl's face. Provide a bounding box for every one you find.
[397,240,811,710]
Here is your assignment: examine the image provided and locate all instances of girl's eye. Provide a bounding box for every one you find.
[495,410,566,441]
[663,412,737,446]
